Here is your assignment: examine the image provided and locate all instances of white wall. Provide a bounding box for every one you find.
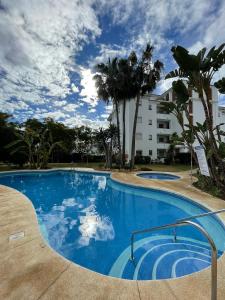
[110,85,224,161]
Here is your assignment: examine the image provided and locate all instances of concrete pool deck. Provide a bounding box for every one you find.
[0,169,225,299]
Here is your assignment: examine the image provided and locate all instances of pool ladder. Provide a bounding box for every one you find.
[130,208,225,300]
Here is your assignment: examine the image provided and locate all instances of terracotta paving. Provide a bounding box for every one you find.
[0,170,225,299]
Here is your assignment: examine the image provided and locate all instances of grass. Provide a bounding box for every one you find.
[0,162,190,172]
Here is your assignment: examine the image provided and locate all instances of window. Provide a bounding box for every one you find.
[166,94,169,101]
[157,149,167,158]
[137,116,142,124]
[149,150,152,156]
[136,133,142,140]
[148,104,152,110]
[148,120,152,125]
[136,150,142,156]
[157,120,170,129]
[149,134,152,140]
[157,135,170,143]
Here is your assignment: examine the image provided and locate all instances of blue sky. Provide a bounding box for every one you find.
[0,0,225,128]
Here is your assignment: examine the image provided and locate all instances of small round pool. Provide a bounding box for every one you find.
[137,172,180,180]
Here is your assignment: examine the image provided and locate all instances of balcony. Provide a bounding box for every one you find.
[157,134,170,144]
[157,105,169,114]
[157,120,170,129]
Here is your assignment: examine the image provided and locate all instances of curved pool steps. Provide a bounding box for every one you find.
[109,235,222,280]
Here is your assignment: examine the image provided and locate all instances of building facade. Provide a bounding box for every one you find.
[109,85,225,161]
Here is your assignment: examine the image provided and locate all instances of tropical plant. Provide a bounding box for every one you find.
[128,44,163,169]
[166,132,184,164]
[6,122,66,169]
[74,126,95,163]
[161,81,196,162]
[94,124,118,168]
[165,44,225,191]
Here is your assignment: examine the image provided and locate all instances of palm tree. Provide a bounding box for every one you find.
[166,44,225,190]
[94,58,123,167]
[117,58,137,167]
[129,45,163,169]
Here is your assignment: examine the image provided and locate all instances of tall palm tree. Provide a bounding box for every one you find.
[129,45,163,169]
[94,58,123,167]
[117,58,137,167]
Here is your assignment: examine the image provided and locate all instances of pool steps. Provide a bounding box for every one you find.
[109,235,222,280]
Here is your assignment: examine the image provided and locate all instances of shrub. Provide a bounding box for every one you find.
[193,173,224,199]
[135,156,151,164]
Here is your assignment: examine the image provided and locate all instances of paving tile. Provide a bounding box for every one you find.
[0,237,70,300]
[40,265,140,300]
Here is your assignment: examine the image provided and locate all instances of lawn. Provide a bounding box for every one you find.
[0,162,190,172]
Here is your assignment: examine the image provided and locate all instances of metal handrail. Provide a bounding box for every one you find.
[176,208,225,223]
[131,209,225,251]
[130,209,225,300]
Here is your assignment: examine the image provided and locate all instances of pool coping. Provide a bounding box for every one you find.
[1,168,225,299]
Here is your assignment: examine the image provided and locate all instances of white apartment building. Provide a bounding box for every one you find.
[109,85,225,161]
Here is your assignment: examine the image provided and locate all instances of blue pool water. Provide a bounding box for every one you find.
[0,170,225,280]
[137,172,180,180]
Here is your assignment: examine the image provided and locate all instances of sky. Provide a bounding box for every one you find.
[0,0,225,128]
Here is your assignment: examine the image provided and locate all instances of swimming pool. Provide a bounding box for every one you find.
[137,172,180,180]
[0,170,224,280]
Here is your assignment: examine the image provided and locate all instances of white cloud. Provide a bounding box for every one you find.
[90,44,128,67]
[100,113,109,119]
[89,108,96,113]
[63,103,79,112]
[0,0,101,104]
[63,114,108,129]
[189,1,225,54]
[34,111,69,121]
[71,83,79,93]
[0,99,29,113]
[1,0,224,127]
[156,78,177,95]
[79,67,99,107]
[105,103,113,114]
[53,100,67,107]
[97,0,214,51]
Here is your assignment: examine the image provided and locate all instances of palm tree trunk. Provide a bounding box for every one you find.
[115,101,122,168]
[122,99,126,167]
[130,94,140,169]
[109,137,113,168]
[103,143,109,168]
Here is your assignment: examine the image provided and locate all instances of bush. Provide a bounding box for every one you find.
[10,152,27,167]
[135,156,151,164]
[175,153,192,164]
[193,173,224,199]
